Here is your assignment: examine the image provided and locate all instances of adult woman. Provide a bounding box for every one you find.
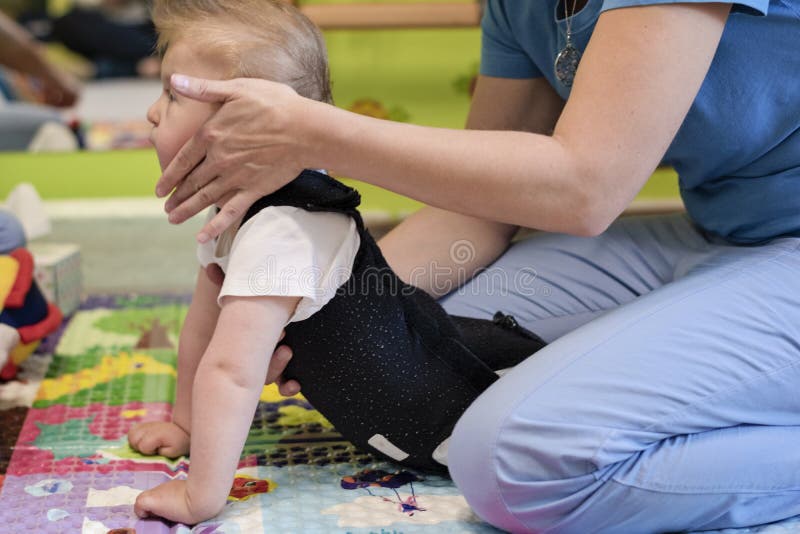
[0,11,80,151]
[155,0,800,531]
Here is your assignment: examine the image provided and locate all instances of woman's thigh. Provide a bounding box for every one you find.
[440,213,712,342]
[448,236,800,532]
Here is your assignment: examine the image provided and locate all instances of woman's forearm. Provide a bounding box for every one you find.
[307,102,603,236]
[379,207,517,296]
[0,13,52,79]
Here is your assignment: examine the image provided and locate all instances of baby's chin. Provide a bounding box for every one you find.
[156,153,171,172]
[149,141,169,172]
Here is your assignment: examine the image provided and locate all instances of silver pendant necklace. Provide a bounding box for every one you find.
[554,0,582,87]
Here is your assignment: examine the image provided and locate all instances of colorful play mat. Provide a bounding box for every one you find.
[0,295,798,532]
[0,295,496,532]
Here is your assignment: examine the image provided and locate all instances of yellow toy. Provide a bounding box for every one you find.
[0,248,62,380]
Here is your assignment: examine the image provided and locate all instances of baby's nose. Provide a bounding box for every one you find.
[146,103,159,126]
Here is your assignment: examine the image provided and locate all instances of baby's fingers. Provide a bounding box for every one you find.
[127,423,149,451]
[129,426,167,456]
[134,489,161,519]
[157,443,187,459]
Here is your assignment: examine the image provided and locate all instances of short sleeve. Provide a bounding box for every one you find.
[600,0,768,16]
[480,0,543,79]
[210,206,360,324]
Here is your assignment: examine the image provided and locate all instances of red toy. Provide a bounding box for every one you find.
[0,248,62,379]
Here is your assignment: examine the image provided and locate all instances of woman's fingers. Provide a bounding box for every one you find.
[164,163,234,226]
[156,133,207,198]
[164,161,219,216]
[196,190,259,242]
[157,75,307,233]
[156,75,242,198]
[171,74,241,103]
[265,344,292,384]
[266,344,301,396]
[277,378,301,397]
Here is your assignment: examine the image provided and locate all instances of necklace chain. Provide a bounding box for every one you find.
[564,0,579,41]
[554,0,583,87]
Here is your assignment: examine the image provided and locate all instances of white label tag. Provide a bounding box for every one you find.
[367,434,410,462]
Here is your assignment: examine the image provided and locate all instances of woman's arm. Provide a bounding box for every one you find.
[379,75,563,295]
[134,294,299,523]
[0,12,79,107]
[158,3,729,238]
[313,3,729,235]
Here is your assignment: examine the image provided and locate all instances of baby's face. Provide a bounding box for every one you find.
[146,39,228,170]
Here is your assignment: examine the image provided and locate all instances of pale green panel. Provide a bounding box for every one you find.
[325,28,480,128]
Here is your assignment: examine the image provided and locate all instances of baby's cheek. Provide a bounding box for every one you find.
[154,136,181,171]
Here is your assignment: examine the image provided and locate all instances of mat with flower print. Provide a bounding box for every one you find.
[1,294,800,533]
[0,295,497,533]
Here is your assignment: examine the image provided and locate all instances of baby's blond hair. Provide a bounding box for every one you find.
[151,0,332,103]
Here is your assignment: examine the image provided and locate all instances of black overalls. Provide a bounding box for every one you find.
[242,170,546,472]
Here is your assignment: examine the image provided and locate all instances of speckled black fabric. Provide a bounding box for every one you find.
[242,170,546,472]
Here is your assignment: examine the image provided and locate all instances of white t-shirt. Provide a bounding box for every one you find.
[197,205,361,323]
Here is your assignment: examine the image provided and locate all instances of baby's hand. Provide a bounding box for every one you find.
[135,479,222,525]
[128,421,190,458]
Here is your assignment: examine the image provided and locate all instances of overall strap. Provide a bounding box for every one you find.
[242,170,362,226]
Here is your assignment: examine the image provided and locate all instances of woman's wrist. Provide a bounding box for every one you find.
[299,99,365,177]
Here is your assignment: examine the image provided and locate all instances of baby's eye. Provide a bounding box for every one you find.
[168,90,177,102]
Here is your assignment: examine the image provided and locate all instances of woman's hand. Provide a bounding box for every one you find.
[156,74,317,243]
[37,64,80,108]
[268,343,301,397]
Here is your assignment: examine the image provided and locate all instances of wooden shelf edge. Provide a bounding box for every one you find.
[300,3,482,29]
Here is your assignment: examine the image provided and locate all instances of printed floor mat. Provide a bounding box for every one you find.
[0,295,496,533]
[1,294,799,533]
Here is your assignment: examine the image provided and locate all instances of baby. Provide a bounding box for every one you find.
[129,0,545,525]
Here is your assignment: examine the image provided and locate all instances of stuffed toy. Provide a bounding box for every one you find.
[0,248,62,380]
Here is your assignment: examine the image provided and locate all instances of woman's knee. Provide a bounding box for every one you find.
[448,386,595,532]
[448,393,530,532]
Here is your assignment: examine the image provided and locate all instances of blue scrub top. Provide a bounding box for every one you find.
[481,0,800,244]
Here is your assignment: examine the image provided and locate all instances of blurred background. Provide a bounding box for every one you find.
[0,0,679,302]
[0,0,489,298]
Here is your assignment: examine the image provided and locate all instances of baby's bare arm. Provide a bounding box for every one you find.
[128,267,220,458]
[135,294,298,522]
[173,267,222,433]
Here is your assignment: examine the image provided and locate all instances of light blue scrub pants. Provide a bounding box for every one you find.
[440,213,800,533]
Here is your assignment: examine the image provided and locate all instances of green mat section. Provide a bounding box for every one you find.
[0,149,428,213]
[0,148,679,211]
